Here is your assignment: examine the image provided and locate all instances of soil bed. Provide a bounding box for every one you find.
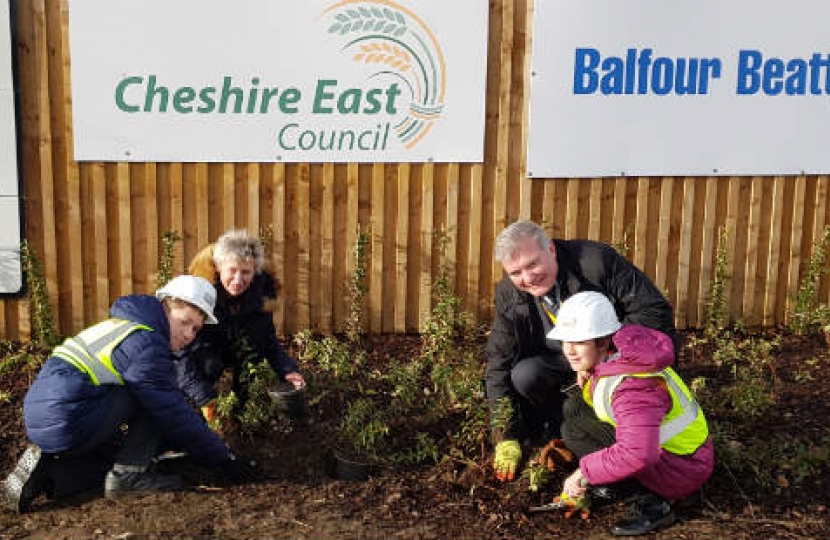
[1,331,828,539]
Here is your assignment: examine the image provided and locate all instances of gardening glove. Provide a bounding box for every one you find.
[220,454,258,484]
[493,440,522,482]
[201,401,217,424]
[537,438,574,472]
[551,491,591,520]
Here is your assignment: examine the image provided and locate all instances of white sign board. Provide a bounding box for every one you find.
[528,0,830,177]
[68,0,488,163]
[0,0,21,294]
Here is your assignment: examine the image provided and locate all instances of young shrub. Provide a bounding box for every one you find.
[20,241,60,349]
[155,230,181,288]
[789,226,830,335]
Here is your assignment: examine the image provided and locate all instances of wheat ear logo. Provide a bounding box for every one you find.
[322,0,446,149]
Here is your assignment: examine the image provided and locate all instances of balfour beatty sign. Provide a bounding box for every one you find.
[528,0,830,177]
[68,0,487,163]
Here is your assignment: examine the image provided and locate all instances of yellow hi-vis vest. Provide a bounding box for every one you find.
[52,318,152,386]
[584,366,709,456]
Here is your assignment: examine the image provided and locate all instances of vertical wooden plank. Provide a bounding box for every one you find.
[653,177,673,294]
[341,163,359,333]
[168,163,185,274]
[265,163,286,333]
[695,177,719,324]
[633,178,650,271]
[814,177,829,304]
[611,178,628,249]
[455,165,472,312]
[369,163,384,333]
[320,163,335,334]
[48,0,82,332]
[419,163,434,331]
[588,178,603,240]
[784,176,807,324]
[107,163,133,299]
[245,163,261,235]
[763,176,785,326]
[395,164,410,333]
[182,163,210,265]
[295,163,310,331]
[467,165,484,318]
[675,178,696,329]
[307,165,321,331]
[86,163,109,322]
[515,0,533,220]
[445,163,459,293]
[565,179,580,239]
[130,163,158,294]
[742,177,764,327]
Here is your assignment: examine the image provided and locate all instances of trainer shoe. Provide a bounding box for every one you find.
[1,444,53,513]
[611,492,676,536]
[104,469,185,500]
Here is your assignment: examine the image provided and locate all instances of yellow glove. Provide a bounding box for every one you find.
[552,491,591,520]
[493,440,522,482]
[201,401,217,424]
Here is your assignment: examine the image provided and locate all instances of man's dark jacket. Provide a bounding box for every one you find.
[485,239,677,441]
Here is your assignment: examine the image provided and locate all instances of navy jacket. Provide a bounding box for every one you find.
[23,295,230,465]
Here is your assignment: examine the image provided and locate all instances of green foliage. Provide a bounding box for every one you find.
[690,227,780,422]
[238,358,280,434]
[295,329,362,380]
[339,397,391,456]
[789,226,830,335]
[612,223,634,258]
[259,224,275,259]
[209,389,239,433]
[523,463,552,493]
[346,229,370,346]
[705,226,731,338]
[20,241,60,348]
[155,230,181,288]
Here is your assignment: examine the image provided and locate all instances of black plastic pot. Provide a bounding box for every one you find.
[268,381,309,421]
[330,448,374,481]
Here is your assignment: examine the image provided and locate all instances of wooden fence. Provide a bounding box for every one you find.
[2,0,828,340]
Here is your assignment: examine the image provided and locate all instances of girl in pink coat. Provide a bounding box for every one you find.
[548,291,714,536]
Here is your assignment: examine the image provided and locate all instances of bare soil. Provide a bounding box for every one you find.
[1,332,829,540]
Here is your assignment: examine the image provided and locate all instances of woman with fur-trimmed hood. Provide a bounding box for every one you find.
[180,229,304,418]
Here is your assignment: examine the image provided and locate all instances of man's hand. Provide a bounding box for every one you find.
[493,440,522,482]
[537,438,574,472]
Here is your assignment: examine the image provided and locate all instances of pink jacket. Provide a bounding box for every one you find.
[580,325,714,501]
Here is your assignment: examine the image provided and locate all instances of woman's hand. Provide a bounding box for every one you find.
[284,371,305,388]
[562,468,588,499]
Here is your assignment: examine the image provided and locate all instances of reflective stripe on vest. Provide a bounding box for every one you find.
[52,318,152,386]
[587,367,709,455]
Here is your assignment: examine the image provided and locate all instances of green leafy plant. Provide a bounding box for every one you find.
[346,229,370,346]
[612,223,634,258]
[237,358,280,434]
[339,397,391,457]
[20,241,60,348]
[789,226,830,335]
[155,230,181,288]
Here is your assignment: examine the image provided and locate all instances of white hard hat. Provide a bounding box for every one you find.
[546,291,621,342]
[155,275,218,324]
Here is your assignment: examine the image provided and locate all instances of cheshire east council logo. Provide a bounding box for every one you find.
[321,0,446,149]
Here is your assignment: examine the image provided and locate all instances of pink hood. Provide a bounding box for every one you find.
[593,324,675,378]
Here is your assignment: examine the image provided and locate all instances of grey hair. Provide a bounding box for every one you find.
[494,220,550,262]
[213,229,265,273]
